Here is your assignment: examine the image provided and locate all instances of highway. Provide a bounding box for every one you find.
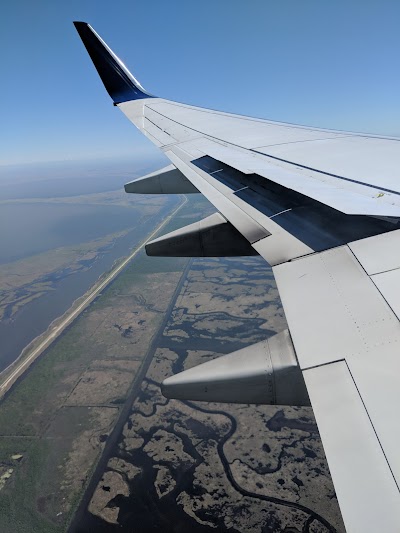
[0,195,187,397]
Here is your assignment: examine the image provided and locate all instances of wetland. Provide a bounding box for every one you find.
[0,158,175,371]
[0,162,344,532]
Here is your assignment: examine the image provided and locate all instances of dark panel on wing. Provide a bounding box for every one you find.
[192,156,400,252]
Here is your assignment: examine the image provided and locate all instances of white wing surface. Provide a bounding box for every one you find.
[74,22,400,532]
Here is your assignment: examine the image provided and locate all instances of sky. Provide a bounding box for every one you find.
[1,0,400,167]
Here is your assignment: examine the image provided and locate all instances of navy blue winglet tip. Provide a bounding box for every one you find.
[73,21,154,104]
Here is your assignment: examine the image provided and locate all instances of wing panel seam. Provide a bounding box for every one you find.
[146,101,400,141]
[345,359,400,493]
[145,105,400,198]
[349,246,400,321]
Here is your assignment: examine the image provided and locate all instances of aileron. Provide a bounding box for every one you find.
[304,361,400,533]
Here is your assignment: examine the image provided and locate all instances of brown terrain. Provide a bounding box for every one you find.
[0,195,344,532]
[78,255,345,533]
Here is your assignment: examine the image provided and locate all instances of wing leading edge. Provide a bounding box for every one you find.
[74,22,400,532]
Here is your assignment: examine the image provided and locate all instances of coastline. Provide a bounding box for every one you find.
[0,195,187,400]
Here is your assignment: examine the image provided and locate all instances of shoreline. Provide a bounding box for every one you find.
[0,195,187,400]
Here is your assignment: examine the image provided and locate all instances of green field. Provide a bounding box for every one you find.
[0,194,211,532]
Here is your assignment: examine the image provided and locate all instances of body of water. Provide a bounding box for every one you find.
[0,202,151,264]
[0,196,178,372]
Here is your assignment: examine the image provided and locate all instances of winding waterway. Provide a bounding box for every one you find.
[71,257,338,533]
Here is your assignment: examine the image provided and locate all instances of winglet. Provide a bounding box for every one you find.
[73,21,154,104]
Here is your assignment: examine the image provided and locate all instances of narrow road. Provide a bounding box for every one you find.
[0,195,188,397]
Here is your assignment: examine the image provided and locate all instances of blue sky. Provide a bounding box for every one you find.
[2,0,400,166]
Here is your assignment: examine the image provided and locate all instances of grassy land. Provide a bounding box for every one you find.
[0,194,211,532]
[0,229,133,321]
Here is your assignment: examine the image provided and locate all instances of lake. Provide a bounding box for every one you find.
[0,155,176,371]
[0,196,178,372]
[0,202,152,264]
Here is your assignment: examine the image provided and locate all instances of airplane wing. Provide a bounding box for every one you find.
[74,22,400,532]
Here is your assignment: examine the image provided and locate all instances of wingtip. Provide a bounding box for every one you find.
[73,21,154,103]
[73,21,88,28]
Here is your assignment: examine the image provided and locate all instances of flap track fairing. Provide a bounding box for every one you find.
[125,164,198,194]
[146,212,258,257]
[162,330,310,405]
